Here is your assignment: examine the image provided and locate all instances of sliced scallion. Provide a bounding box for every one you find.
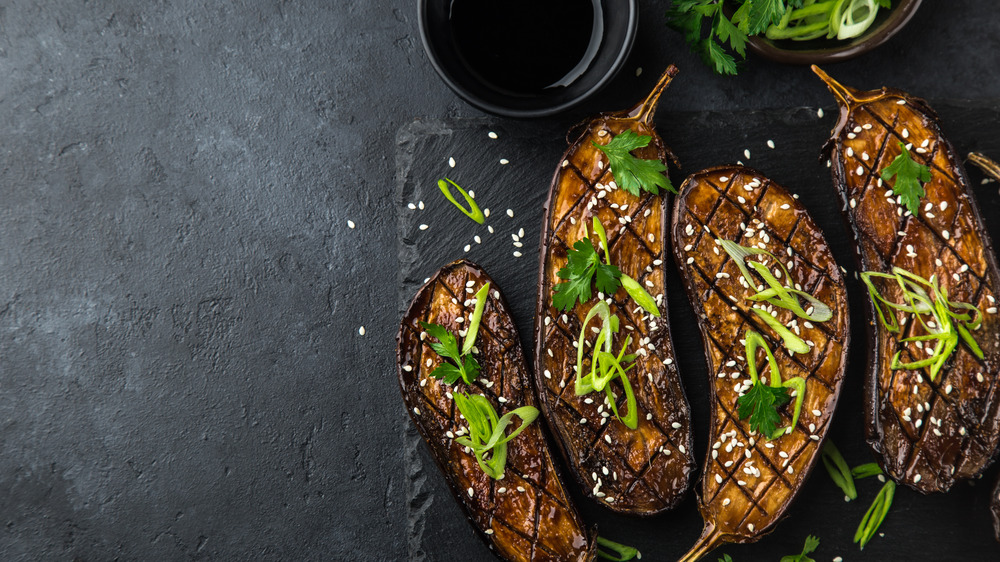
[437,178,485,224]
[454,392,538,480]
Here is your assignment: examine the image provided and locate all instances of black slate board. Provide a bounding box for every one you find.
[396,101,1000,561]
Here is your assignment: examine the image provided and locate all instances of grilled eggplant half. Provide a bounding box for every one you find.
[672,166,850,560]
[815,67,1000,493]
[398,259,596,561]
[534,66,696,515]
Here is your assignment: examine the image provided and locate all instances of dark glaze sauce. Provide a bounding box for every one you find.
[449,0,603,95]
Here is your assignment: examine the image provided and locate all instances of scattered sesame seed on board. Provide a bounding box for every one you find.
[817,107,824,118]
[767,139,775,149]
[448,157,456,168]
[407,203,416,210]
[418,200,425,210]
[744,148,751,159]
[506,209,514,218]
[635,67,642,77]
[499,158,509,165]
[347,220,355,229]
[488,131,498,139]
[358,326,365,336]
[418,224,428,231]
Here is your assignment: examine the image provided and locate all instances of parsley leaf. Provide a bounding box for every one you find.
[880,142,931,215]
[593,129,675,196]
[718,555,734,562]
[780,535,820,562]
[746,0,787,35]
[418,284,490,386]
[737,381,791,437]
[553,238,622,312]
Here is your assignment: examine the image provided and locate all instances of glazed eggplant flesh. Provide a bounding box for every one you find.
[672,167,849,559]
[534,66,696,516]
[398,259,596,562]
[815,67,1000,493]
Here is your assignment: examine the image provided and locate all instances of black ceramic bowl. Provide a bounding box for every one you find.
[418,0,638,118]
[747,0,922,65]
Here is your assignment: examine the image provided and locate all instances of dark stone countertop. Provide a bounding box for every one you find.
[1,1,999,560]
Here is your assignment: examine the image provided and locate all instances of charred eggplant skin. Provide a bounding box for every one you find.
[672,166,850,560]
[815,66,1000,494]
[397,259,596,562]
[533,66,696,516]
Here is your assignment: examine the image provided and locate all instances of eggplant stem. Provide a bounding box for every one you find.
[968,152,1000,182]
[810,65,863,106]
[678,523,723,562]
[631,65,679,124]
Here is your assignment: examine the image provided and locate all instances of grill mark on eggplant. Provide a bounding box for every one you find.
[672,167,849,560]
[397,259,596,562]
[815,67,1000,494]
[533,66,696,516]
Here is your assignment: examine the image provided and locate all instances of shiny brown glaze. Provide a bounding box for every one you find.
[672,167,850,560]
[397,260,596,562]
[993,472,1000,542]
[534,66,696,516]
[815,66,1000,494]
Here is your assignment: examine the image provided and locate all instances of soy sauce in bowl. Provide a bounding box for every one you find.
[418,0,638,118]
[449,0,603,96]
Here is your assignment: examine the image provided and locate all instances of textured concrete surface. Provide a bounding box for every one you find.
[0,0,999,560]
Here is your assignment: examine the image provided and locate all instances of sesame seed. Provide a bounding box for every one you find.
[781,203,791,210]
[817,108,824,118]
[716,272,730,279]
[715,474,723,484]
[463,244,471,252]
[561,159,569,168]
[902,128,909,138]
[722,498,731,506]
[419,224,429,231]
[856,165,864,176]
[605,434,612,444]
[748,524,755,532]
[767,140,775,149]
[679,445,687,453]
[499,158,509,165]
[506,209,514,218]
[812,409,822,417]
[914,474,922,483]
[744,149,751,159]
[854,126,863,134]
[943,230,950,240]
[512,251,522,258]
[359,326,366,336]
[847,147,854,157]
[488,131,498,139]
[738,480,746,486]
[671,422,682,429]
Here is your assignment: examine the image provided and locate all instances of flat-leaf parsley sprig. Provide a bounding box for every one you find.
[736,330,806,439]
[779,534,820,562]
[553,217,661,317]
[419,282,490,385]
[593,129,675,196]
[879,142,931,215]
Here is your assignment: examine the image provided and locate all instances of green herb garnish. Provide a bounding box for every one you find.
[719,239,830,354]
[419,282,490,385]
[437,178,484,224]
[861,267,983,381]
[855,480,895,549]
[553,218,661,317]
[718,554,734,562]
[880,142,931,215]
[851,463,884,480]
[575,301,639,429]
[718,239,832,322]
[453,392,538,480]
[821,440,857,500]
[780,535,820,562]
[593,129,675,196]
[736,330,806,439]
[595,537,640,561]
[667,1,892,75]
